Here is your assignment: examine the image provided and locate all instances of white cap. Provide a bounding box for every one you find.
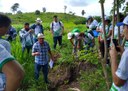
[74,32,79,37]
[35,18,42,23]
[123,15,128,25]
[67,32,73,39]
[37,33,45,38]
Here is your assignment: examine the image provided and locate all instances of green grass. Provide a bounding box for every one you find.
[6,12,109,91]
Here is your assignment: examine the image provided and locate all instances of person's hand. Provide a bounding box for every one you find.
[109,44,117,60]
[77,45,80,49]
[29,29,34,33]
[35,52,40,56]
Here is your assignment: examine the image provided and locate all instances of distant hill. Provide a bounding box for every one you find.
[6,12,86,25]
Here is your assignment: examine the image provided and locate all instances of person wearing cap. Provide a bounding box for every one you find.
[30,17,44,43]
[19,23,34,54]
[50,15,64,49]
[0,14,24,91]
[79,32,95,50]
[67,28,81,55]
[98,16,112,60]
[113,13,125,46]
[32,33,54,84]
[109,15,128,91]
[86,16,98,36]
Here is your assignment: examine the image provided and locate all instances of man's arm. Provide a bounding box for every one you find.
[2,60,24,91]
[110,44,126,86]
[31,44,40,56]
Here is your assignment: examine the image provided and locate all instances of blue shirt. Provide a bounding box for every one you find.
[32,41,50,65]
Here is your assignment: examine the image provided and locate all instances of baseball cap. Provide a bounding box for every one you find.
[116,15,128,26]
[67,32,73,39]
[37,33,45,38]
[74,32,80,37]
[87,16,92,20]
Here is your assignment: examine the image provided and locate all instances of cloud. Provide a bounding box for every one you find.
[64,0,97,7]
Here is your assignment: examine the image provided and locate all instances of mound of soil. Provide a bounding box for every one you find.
[48,61,97,91]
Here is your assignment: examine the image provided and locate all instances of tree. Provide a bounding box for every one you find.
[35,10,40,15]
[11,3,19,14]
[42,7,46,13]
[81,10,86,16]
[17,10,22,14]
[64,5,67,13]
[99,0,110,90]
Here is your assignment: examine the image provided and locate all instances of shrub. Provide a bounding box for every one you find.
[74,18,86,25]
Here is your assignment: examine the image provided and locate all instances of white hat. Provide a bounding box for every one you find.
[117,15,128,26]
[74,32,80,37]
[37,33,45,38]
[35,18,42,23]
[67,32,73,39]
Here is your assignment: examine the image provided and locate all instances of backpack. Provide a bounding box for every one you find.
[51,21,62,30]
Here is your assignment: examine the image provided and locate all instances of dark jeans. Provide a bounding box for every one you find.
[34,63,49,83]
[22,45,32,54]
[53,36,62,49]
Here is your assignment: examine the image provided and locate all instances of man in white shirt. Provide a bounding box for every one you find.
[110,15,128,91]
[50,15,64,49]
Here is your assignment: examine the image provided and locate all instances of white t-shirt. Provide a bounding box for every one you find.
[35,25,41,35]
[114,25,124,39]
[0,39,14,91]
[88,20,98,29]
[50,21,64,36]
[114,48,128,91]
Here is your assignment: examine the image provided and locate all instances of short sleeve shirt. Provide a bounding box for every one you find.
[0,41,15,72]
[115,48,128,90]
[50,21,64,37]
[32,41,50,65]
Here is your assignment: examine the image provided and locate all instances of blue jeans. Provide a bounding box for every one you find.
[53,36,62,49]
[34,63,49,83]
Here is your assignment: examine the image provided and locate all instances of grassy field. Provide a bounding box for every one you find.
[5,12,110,91]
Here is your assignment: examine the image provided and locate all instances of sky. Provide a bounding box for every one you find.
[0,0,118,17]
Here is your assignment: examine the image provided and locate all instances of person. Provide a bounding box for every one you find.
[0,14,24,91]
[30,18,44,42]
[109,15,128,91]
[5,25,17,41]
[113,13,125,46]
[32,33,54,84]
[67,28,81,55]
[86,16,98,37]
[79,32,95,50]
[19,23,34,54]
[98,16,112,60]
[50,15,64,49]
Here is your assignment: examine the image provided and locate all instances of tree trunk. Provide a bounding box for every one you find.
[100,1,110,90]
[117,0,121,45]
[112,0,116,40]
